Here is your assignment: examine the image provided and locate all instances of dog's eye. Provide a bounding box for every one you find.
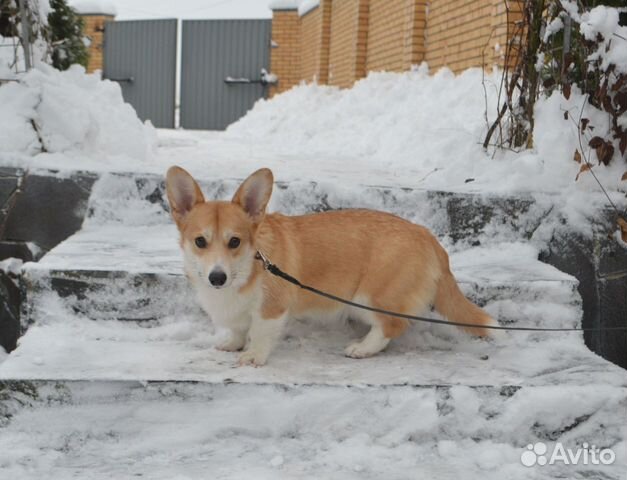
[228,237,240,249]
[195,236,207,248]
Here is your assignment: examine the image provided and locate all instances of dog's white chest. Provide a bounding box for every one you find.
[193,282,259,328]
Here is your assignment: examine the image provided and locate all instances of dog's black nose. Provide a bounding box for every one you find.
[209,269,227,287]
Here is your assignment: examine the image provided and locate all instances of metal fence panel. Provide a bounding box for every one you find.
[103,19,177,128]
[180,20,271,130]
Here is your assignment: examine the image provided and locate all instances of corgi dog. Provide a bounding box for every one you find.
[166,166,497,366]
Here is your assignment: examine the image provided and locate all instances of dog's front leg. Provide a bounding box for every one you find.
[215,314,251,352]
[238,312,287,367]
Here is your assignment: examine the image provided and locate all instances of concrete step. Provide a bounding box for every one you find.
[21,224,580,328]
[0,379,625,479]
[3,231,619,388]
[2,171,625,479]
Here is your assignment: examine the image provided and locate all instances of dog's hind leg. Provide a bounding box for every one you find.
[344,321,390,358]
[344,296,412,359]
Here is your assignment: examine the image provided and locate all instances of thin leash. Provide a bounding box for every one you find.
[255,251,627,333]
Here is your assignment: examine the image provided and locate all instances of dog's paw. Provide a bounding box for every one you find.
[344,342,380,359]
[215,337,246,352]
[238,350,268,367]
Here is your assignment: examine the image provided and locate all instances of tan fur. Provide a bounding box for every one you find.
[166,166,497,365]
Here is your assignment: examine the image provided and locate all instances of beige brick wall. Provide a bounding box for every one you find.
[269,0,519,90]
[270,9,301,96]
[489,0,523,68]
[328,0,369,88]
[366,0,427,72]
[81,14,115,73]
[424,0,493,73]
[299,1,332,84]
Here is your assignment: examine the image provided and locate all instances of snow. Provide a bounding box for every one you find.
[579,5,627,74]
[0,24,626,478]
[543,17,563,42]
[0,381,624,479]
[0,64,156,163]
[10,226,605,386]
[1,64,624,237]
[267,0,320,16]
[28,0,52,27]
[70,0,117,16]
[0,257,23,276]
[298,0,320,16]
[269,0,300,10]
[3,195,625,475]
[3,172,620,388]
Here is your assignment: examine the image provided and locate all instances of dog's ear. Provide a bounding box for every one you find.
[232,168,274,224]
[165,166,205,227]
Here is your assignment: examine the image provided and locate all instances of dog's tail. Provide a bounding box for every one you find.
[433,268,498,337]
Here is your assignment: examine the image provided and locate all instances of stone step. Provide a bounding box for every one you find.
[0,379,624,479]
[9,223,605,389]
[21,224,580,328]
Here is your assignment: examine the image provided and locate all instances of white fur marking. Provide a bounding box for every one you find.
[239,312,287,366]
[344,323,390,359]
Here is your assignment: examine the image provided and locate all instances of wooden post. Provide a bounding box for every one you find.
[18,0,32,70]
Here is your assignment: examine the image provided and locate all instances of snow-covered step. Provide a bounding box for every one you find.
[1,305,623,386]
[4,189,625,479]
[3,235,620,387]
[0,380,625,479]
[22,224,579,327]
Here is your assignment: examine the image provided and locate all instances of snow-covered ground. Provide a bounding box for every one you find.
[0,380,624,480]
[1,64,624,237]
[1,20,626,477]
[1,164,624,478]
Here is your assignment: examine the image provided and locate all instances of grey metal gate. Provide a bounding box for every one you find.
[103,19,177,128]
[180,20,272,130]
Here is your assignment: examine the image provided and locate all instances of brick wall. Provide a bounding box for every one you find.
[270,9,301,96]
[328,0,369,88]
[366,0,426,72]
[269,0,519,91]
[81,14,115,73]
[424,0,493,73]
[489,0,523,67]
[300,2,332,83]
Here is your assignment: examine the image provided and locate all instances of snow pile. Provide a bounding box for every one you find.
[28,0,52,25]
[579,5,627,74]
[227,66,625,215]
[0,257,23,276]
[0,64,156,163]
[547,4,627,75]
[0,381,624,479]
[69,0,117,16]
[268,0,300,10]
[298,0,320,16]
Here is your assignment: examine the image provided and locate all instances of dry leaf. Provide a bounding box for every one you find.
[588,136,604,148]
[563,83,571,100]
[580,118,590,133]
[596,142,614,166]
[611,76,626,91]
[622,171,627,181]
[618,217,627,243]
[615,91,627,114]
[573,150,582,163]
[575,163,591,181]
